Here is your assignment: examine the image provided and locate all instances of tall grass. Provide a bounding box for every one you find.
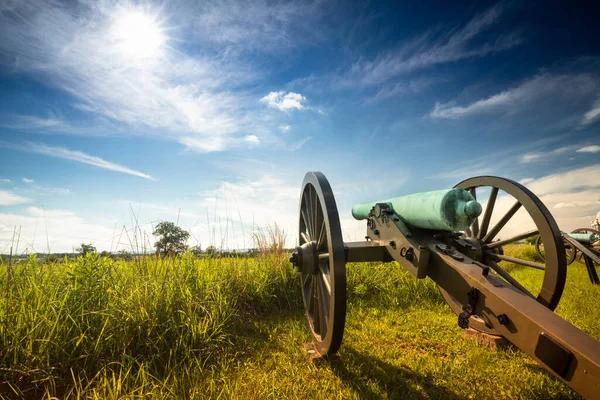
[0,252,299,398]
[1,243,597,398]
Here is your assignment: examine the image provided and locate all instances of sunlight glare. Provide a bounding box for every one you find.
[111,10,166,60]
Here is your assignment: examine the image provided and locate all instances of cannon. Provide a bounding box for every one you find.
[536,229,600,284]
[290,172,600,399]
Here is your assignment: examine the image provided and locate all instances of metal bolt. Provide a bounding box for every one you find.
[389,240,396,248]
[405,247,414,262]
[374,229,380,236]
[497,314,509,325]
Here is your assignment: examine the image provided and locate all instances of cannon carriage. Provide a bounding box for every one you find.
[535,229,600,284]
[290,171,600,399]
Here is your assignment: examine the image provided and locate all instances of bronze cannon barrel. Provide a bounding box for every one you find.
[352,188,482,231]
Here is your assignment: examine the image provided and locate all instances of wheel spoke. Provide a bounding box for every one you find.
[317,219,326,251]
[320,268,332,294]
[318,252,330,260]
[488,260,536,299]
[469,188,480,238]
[311,276,320,334]
[300,231,310,245]
[478,187,498,240]
[465,227,472,237]
[304,189,314,238]
[489,253,546,270]
[302,273,311,288]
[486,229,539,249]
[317,276,329,335]
[301,209,312,242]
[482,200,522,243]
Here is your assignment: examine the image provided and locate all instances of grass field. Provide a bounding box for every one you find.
[1,244,598,399]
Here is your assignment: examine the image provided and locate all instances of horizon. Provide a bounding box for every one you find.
[1,0,599,254]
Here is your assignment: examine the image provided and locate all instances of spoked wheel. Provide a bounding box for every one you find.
[536,235,577,265]
[294,172,346,355]
[438,176,567,334]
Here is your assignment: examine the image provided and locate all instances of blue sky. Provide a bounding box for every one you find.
[0,0,599,253]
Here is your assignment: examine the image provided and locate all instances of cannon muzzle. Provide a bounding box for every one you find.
[352,188,482,232]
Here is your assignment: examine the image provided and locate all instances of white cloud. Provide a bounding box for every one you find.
[0,179,11,183]
[244,135,260,144]
[3,142,155,181]
[577,145,600,153]
[0,207,116,254]
[582,98,600,125]
[260,91,307,111]
[524,164,600,196]
[430,74,598,119]
[339,4,520,88]
[472,164,600,242]
[279,125,291,132]
[0,191,33,206]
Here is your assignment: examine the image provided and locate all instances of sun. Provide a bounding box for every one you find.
[111,9,166,60]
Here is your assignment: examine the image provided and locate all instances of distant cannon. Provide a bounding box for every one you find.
[290,172,600,399]
[536,229,600,284]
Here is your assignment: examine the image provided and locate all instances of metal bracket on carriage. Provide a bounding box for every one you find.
[458,287,479,329]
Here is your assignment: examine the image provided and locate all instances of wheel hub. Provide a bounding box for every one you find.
[293,241,319,274]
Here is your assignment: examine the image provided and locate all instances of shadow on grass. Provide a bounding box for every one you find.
[331,346,466,400]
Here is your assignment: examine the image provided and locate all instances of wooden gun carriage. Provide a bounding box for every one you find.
[290,172,600,399]
[536,230,600,284]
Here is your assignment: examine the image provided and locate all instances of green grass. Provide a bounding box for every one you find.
[0,245,598,399]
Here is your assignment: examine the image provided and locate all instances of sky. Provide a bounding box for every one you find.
[0,0,599,254]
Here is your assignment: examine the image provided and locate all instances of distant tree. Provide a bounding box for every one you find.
[100,250,111,258]
[76,243,96,256]
[119,249,133,261]
[205,245,217,256]
[190,245,203,255]
[153,221,190,256]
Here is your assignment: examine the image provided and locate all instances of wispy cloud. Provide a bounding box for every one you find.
[430,73,598,119]
[338,4,520,88]
[260,91,307,111]
[577,145,600,153]
[279,125,291,132]
[244,135,260,145]
[182,0,330,52]
[0,114,64,130]
[0,191,33,206]
[520,145,575,163]
[22,178,34,184]
[291,136,312,151]
[0,1,320,152]
[524,164,600,196]
[2,142,155,181]
[582,98,600,125]
[0,179,12,183]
